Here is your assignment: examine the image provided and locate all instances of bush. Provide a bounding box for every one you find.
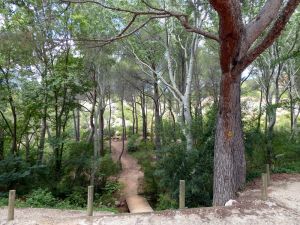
[155,143,213,208]
[0,156,31,191]
[94,181,122,207]
[127,134,140,152]
[65,187,87,207]
[0,197,7,207]
[25,188,57,207]
[156,194,177,210]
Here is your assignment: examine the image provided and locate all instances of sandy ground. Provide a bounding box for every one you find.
[111,140,153,213]
[0,208,112,225]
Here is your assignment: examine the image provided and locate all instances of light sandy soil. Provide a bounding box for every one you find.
[111,140,153,213]
[0,208,112,225]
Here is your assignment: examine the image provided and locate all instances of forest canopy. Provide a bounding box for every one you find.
[0,0,299,210]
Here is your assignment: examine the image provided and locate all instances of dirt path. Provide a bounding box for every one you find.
[111,140,153,213]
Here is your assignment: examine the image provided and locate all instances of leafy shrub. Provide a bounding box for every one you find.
[65,187,87,207]
[25,188,57,207]
[139,141,155,152]
[155,143,213,208]
[103,127,116,138]
[127,134,140,152]
[94,181,122,207]
[55,200,75,209]
[0,197,7,207]
[156,194,177,210]
[0,156,31,190]
[97,154,120,185]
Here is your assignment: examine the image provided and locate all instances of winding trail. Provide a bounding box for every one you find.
[111,140,153,213]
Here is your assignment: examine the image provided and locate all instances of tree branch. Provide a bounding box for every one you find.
[209,0,244,73]
[245,0,282,49]
[241,0,300,70]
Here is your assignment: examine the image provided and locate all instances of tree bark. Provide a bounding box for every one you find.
[152,64,162,151]
[37,110,47,164]
[182,98,193,151]
[0,127,4,160]
[73,101,80,142]
[25,134,30,162]
[88,89,97,144]
[131,99,136,135]
[140,90,147,141]
[213,72,245,206]
[99,108,105,156]
[119,97,126,163]
[108,92,112,153]
[135,99,139,134]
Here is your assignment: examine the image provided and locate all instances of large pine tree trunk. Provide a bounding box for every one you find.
[213,72,246,206]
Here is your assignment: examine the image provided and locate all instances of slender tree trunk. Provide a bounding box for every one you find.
[213,72,246,206]
[108,92,112,153]
[38,111,47,164]
[131,100,135,135]
[168,99,176,142]
[99,108,105,156]
[11,107,17,156]
[135,99,139,134]
[257,87,263,131]
[88,90,97,144]
[73,102,80,142]
[153,64,162,150]
[0,127,4,160]
[182,98,193,151]
[266,108,276,164]
[150,108,154,142]
[119,97,126,163]
[91,105,99,186]
[25,134,30,162]
[140,91,147,141]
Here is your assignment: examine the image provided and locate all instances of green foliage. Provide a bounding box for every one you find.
[156,194,177,210]
[0,156,31,190]
[65,187,87,207]
[98,154,121,184]
[161,120,182,144]
[156,143,213,208]
[0,156,48,194]
[127,134,140,152]
[131,147,158,202]
[25,188,58,208]
[95,180,122,207]
[0,197,8,207]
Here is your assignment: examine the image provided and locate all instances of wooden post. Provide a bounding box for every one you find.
[179,180,185,209]
[266,164,271,186]
[87,186,94,216]
[8,190,16,221]
[261,173,267,201]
